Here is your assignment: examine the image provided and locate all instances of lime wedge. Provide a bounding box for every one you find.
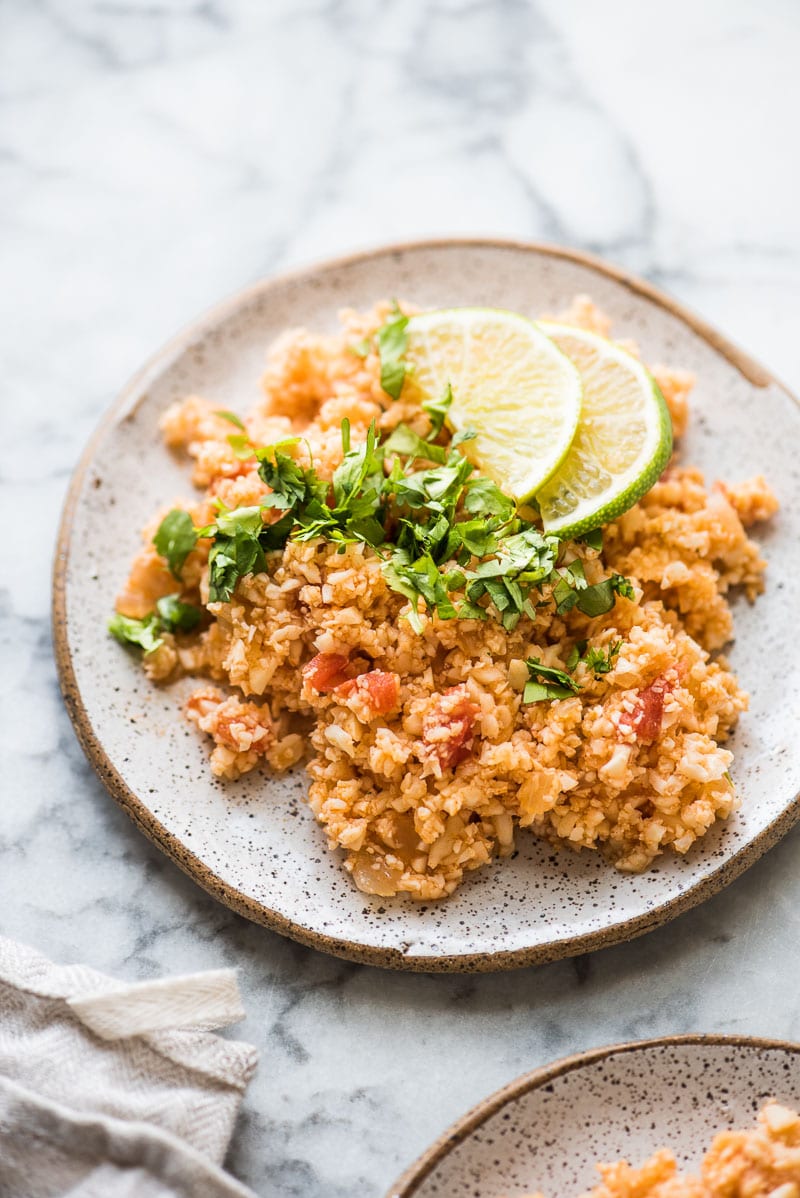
[534,322,673,537]
[404,308,583,501]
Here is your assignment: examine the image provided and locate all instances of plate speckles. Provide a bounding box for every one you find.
[53,238,800,971]
[388,1035,800,1197]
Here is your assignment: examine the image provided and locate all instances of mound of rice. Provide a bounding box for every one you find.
[520,1101,800,1198]
[115,297,777,900]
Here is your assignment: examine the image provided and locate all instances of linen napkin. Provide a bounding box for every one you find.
[0,936,259,1197]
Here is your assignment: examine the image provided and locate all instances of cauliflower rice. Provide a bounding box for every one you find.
[115,297,778,900]
[520,1101,800,1198]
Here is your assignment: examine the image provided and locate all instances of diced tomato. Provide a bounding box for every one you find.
[620,674,676,744]
[335,670,399,716]
[303,653,351,693]
[422,685,479,770]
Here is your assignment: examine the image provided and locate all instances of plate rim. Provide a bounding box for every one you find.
[386,1032,800,1197]
[52,235,800,973]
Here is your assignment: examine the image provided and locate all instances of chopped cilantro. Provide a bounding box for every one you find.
[110,594,203,655]
[227,433,256,461]
[579,527,603,552]
[552,560,588,615]
[565,640,587,672]
[575,573,633,617]
[140,409,634,640]
[611,574,635,600]
[463,477,515,522]
[422,383,453,440]
[383,423,446,466]
[153,509,198,579]
[350,337,372,359]
[375,301,409,399]
[156,594,203,633]
[583,640,622,676]
[108,612,163,654]
[522,657,582,703]
[257,441,320,510]
[215,409,245,430]
[206,506,269,603]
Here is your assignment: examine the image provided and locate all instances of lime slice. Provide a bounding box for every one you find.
[534,322,673,537]
[404,308,583,501]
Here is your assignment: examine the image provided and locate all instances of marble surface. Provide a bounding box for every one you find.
[2,2,800,1194]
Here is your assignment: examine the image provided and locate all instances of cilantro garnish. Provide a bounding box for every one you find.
[350,337,372,360]
[583,639,622,676]
[215,409,245,430]
[574,573,633,617]
[565,640,587,672]
[550,562,633,619]
[142,413,634,634]
[375,301,409,399]
[523,658,581,703]
[156,593,203,633]
[206,510,268,603]
[109,593,203,654]
[153,509,198,579]
[108,612,164,654]
[579,527,603,552]
[227,433,256,461]
[552,559,588,614]
[422,383,453,440]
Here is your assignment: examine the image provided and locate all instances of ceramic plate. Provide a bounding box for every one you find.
[53,239,800,971]
[389,1035,800,1197]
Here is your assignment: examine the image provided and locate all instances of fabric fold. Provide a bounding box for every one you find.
[0,936,259,1198]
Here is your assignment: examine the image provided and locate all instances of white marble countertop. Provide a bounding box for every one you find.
[3,2,800,1194]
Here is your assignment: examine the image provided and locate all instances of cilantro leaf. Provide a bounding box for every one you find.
[227,433,256,461]
[257,444,317,509]
[523,681,576,703]
[383,551,458,625]
[422,383,453,440]
[332,421,384,507]
[464,477,515,521]
[381,558,425,632]
[108,612,163,654]
[153,509,198,579]
[383,423,446,465]
[453,519,498,558]
[552,560,588,615]
[260,509,298,550]
[565,640,587,672]
[208,533,265,604]
[611,574,635,600]
[375,302,409,399]
[350,337,372,359]
[575,573,634,617]
[215,409,245,430]
[579,527,603,552]
[156,594,203,633]
[583,639,622,676]
[522,657,581,703]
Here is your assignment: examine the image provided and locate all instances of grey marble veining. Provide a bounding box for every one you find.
[2,2,800,1195]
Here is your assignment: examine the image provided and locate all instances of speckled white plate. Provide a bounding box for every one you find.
[388,1035,800,1197]
[54,239,800,971]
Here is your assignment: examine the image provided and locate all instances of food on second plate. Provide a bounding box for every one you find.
[110,296,777,899]
[519,1100,800,1198]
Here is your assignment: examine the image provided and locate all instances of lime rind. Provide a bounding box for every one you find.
[405,308,584,501]
[534,322,673,538]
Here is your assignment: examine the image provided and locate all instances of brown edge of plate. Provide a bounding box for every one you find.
[52,236,800,973]
[387,1032,800,1197]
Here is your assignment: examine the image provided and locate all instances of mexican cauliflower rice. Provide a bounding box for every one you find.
[521,1101,800,1198]
[112,297,777,900]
